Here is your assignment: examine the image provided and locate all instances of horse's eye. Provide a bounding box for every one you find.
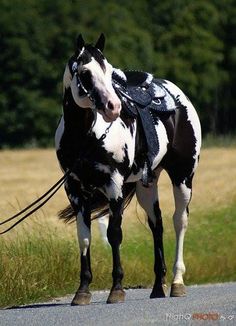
[80,70,93,91]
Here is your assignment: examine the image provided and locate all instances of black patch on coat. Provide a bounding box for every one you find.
[160,102,197,188]
[79,69,93,91]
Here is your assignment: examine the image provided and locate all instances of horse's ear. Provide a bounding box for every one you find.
[95,33,105,52]
[76,34,85,52]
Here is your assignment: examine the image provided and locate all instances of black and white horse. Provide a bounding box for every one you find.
[55,34,201,305]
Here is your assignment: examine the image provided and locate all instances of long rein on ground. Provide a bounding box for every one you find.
[0,121,112,235]
[0,171,70,235]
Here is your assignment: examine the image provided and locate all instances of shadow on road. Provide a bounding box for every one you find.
[3,302,69,310]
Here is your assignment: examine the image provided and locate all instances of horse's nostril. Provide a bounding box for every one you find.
[108,101,114,111]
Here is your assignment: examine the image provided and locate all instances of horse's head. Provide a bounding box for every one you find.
[65,34,121,122]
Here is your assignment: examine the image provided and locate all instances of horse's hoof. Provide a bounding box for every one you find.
[170,283,186,297]
[71,291,92,305]
[150,284,168,298]
[107,289,126,304]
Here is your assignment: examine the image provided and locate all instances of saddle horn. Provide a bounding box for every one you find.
[95,33,105,52]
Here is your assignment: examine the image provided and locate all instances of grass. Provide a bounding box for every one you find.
[202,134,236,148]
[0,146,236,307]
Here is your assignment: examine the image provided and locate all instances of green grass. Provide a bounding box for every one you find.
[184,204,236,284]
[1,203,235,308]
[202,133,236,148]
[0,229,79,307]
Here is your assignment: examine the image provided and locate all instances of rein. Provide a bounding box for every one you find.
[0,170,70,235]
[0,123,111,235]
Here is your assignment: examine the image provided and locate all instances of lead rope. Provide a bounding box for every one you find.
[0,124,112,235]
[1,60,116,234]
[0,170,71,235]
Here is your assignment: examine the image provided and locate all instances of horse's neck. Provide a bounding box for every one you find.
[63,87,93,137]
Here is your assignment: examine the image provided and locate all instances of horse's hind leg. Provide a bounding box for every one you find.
[136,171,168,298]
[170,177,193,297]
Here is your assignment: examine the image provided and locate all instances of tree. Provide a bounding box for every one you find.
[148,0,224,132]
[0,0,236,147]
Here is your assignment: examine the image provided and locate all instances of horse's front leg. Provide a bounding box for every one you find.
[106,197,126,304]
[64,178,93,305]
[71,208,92,305]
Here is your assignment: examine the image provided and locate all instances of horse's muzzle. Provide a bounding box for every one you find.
[99,98,121,122]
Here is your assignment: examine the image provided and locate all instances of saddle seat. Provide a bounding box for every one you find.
[112,69,174,117]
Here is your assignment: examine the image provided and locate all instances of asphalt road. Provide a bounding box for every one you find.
[0,283,235,326]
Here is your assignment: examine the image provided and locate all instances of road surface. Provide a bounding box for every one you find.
[0,282,235,325]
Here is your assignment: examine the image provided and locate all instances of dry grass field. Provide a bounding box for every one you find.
[0,147,236,307]
[1,147,236,227]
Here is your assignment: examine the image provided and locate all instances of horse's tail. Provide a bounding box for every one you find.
[58,182,136,223]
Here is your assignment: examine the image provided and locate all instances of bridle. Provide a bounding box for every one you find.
[71,61,97,108]
[72,61,114,136]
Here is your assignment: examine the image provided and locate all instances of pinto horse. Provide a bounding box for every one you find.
[55,34,201,305]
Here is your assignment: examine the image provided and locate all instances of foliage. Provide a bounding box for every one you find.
[0,0,236,147]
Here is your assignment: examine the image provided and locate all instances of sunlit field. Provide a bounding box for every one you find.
[0,147,236,307]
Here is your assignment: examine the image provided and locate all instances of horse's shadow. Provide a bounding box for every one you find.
[3,295,145,310]
[4,302,69,310]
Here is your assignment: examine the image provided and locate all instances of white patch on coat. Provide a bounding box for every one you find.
[152,120,169,169]
[81,57,116,100]
[95,163,111,174]
[55,116,64,150]
[98,215,109,244]
[105,170,124,200]
[76,212,90,256]
[93,114,136,165]
[136,181,159,226]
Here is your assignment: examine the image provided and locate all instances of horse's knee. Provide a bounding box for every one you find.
[136,182,160,227]
[173,183,192,209]
[107,224,122,246]
[172,183,191,233]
